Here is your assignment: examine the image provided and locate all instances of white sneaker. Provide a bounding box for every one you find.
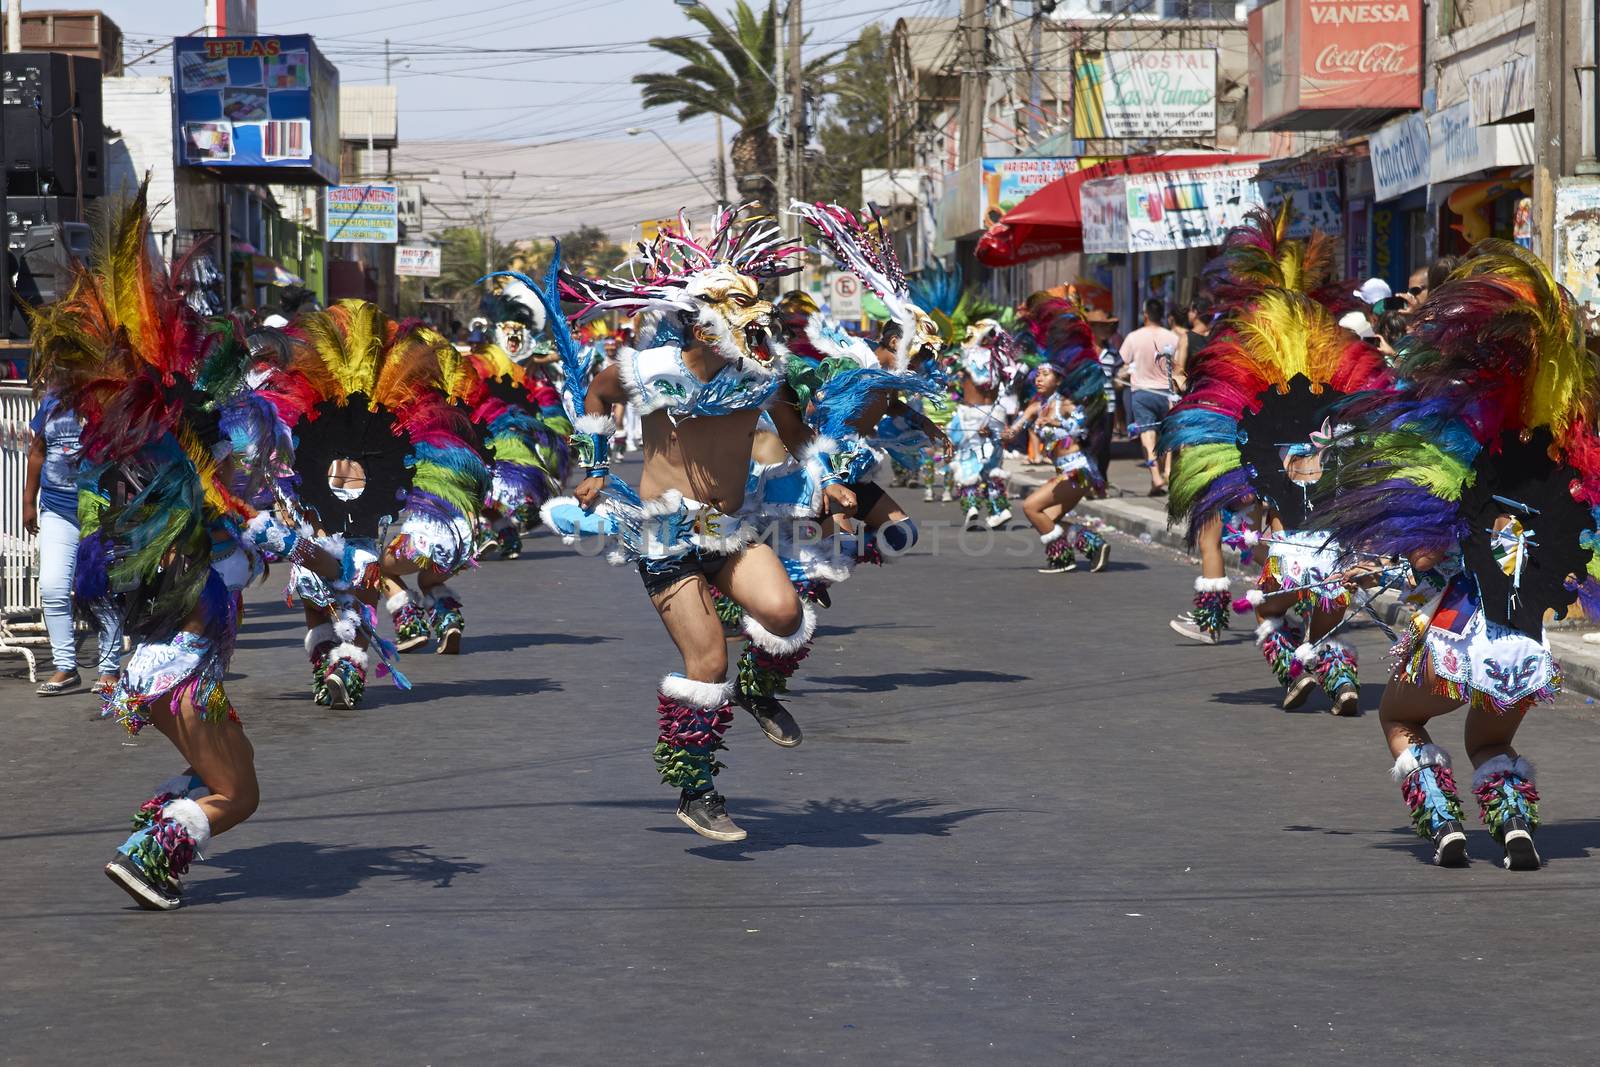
[986,508,1012,529]
[965,507,982,528]
[1169,616,1219,644]
[923,487,935,502]
[940,490,953,503]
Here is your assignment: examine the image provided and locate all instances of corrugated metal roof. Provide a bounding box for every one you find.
[340,84,398,146]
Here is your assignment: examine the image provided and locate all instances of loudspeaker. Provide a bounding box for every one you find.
[8,217,90,337]
[2,52,103,196]
[4,195,80,253]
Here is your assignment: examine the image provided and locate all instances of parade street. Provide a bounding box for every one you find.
[6,466,1600,1064]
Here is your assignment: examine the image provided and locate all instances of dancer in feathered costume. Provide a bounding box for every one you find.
[1161,210,1389,713]
[1311,242,1600,869]
[265,303,487,690]
[1008,302,1111,573]
[467,340,571,558]
[949,319,1024,529]
[29,190,350,909]
[521,209,820,842]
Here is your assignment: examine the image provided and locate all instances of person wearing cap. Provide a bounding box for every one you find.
[1353,277,1392,311]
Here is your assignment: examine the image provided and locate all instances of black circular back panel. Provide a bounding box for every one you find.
[292,393,412,538]
[1236,373,1346,530]
[1458,427,1592,638]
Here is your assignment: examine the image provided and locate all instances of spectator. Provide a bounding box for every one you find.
[22,385,123,696]
[1353,277,1392,316]
[1085,309,1122,472]
[1118,297,1180,496]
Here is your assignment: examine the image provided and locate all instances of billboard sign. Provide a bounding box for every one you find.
[979,157,1082,228]
[396,245,441,277]
[1080,177,1130,255]
[1073,50,1217,141]
[173,34,338,184]
[327,183,398,243]
[1248,0,1422,130]
[1368,111,1430,201]
[1123,163,1264,253]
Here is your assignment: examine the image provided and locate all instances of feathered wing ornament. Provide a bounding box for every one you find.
[1162,287,1391,543]
[1202,203,1345,314]
[1311,243,1600,636]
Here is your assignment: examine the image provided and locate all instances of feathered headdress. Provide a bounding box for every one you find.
[1023,297,1106,420]
[1202,204,1345,316]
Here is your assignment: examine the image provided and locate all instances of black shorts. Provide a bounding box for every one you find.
[849,480,886,519]
[638,548,736,598]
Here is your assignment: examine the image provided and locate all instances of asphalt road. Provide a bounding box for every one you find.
[6,475,1600,1064]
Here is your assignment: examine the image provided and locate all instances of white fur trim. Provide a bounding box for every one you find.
[332,609,359,644]
[1391,743,1452,782]
[1040,526,1066,545]
[1294,642,1320,666]
[805,313,876,367]
[637,488,686,519]
[160,797,212,851]
[660,673,735,709]
[424,584,462,606]
[539,495,583,544]
[1195,576,1231,593]
[1472,754,1535,791]
[384,590,415,613]
[573,413,618,438]
[1245,589,1265,606]
[328,642,371,670]
[1253,617,1285,644]
[304,623,335,654]
[800,434,843,470]
[742,601,817,655]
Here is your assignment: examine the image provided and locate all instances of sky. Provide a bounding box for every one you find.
[89,0,932,241]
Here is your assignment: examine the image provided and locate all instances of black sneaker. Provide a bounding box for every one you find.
[736,691,802,747]
[1432,819,1469,867]
[104,852,182,910]
[1331,683,1360,717]
[1499,815,1541,870]
[1089,541,1111,572]
[813,586,832,609]
[1037,557,1076,574]
[675,791,747,841]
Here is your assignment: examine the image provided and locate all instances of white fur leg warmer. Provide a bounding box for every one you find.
[1254,616,1286,646]
[384,590,416,613]
[161,796,212,851]
[660,674,735,710]
[1195,576,1231,593]
[304,623,336,656]
[1040,526,1066,545]
[1391,743,1453,783]
[1473,754,1535,791]
[742,601,817,656]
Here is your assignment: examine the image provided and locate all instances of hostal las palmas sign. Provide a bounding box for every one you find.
[1248,0,1421,131]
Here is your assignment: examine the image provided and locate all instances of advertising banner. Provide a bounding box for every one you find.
[1080,177,1130,255]
[173,34,338,184]
[1368,111,1430,201]
[396,245,441,277]
[327,183,398,243]
[1248,0,1422,129]
[1072,50,1216,141]
[980,157,1082,228]
[1427,99,1534,185]
[1123,163,1263,253]
[1258,164,1342,238]
[1555,181,1600,311]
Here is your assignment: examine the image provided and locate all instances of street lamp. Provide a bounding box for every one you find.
[625,127,720,204]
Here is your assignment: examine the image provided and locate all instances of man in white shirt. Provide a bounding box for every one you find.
[1118,298,1179,495]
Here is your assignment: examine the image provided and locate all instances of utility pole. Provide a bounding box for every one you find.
[788,0,804,207]
[775,6,789,231]
[957,0,989,167]
[714,114,728,205]
[464,171,515,278]
[1027,1,1045,146]
[1532,0,1586,261]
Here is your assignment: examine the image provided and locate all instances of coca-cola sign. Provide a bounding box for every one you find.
[1248,0,1421,130]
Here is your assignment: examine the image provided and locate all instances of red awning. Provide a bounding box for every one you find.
[975,153,1264,267]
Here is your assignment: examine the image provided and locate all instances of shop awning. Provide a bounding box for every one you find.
[975,153,1259,267]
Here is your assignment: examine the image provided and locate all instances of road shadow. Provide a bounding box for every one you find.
[806,668,1029,694]
[813,621,931,639]
[181,841,484,906]
[1209,686,1286,708]
[458,631,618,654]
[380,675,565,705]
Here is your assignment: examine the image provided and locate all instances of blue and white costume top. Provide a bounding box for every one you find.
[1035,396,1102,485]
[617,343,784,421]
[947,403,1008,486]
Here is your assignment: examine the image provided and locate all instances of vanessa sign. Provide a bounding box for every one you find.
[1248,0,1421,131]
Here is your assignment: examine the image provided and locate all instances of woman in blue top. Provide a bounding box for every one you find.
[22,390,123,695]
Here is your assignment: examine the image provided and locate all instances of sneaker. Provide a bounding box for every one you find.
[104,852,181,910]
[813,585,832,609]
[1089,541,1111,573]
[1281,674,1318,711]
[498,527,523,560]
[964,507,982,529]
[1148,485,1168,497]
[1499,815,1541,870]
[325,670,351,709]
[736,691,802,747]
[923,487,935,502]
[1169,616,1218,644]
[1038,557,1077,574]
[1331,683,1360,717]
[36,671,82,696]
[1432,819,1469,867]
[436,625,462,655]
[675,790,747,842]
[940,489,953,503]
[986,508,1012,529]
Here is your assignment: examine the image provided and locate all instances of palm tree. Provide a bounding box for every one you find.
[635,1,834,205]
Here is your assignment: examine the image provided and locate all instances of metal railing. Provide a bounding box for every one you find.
[1,380,42,680]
